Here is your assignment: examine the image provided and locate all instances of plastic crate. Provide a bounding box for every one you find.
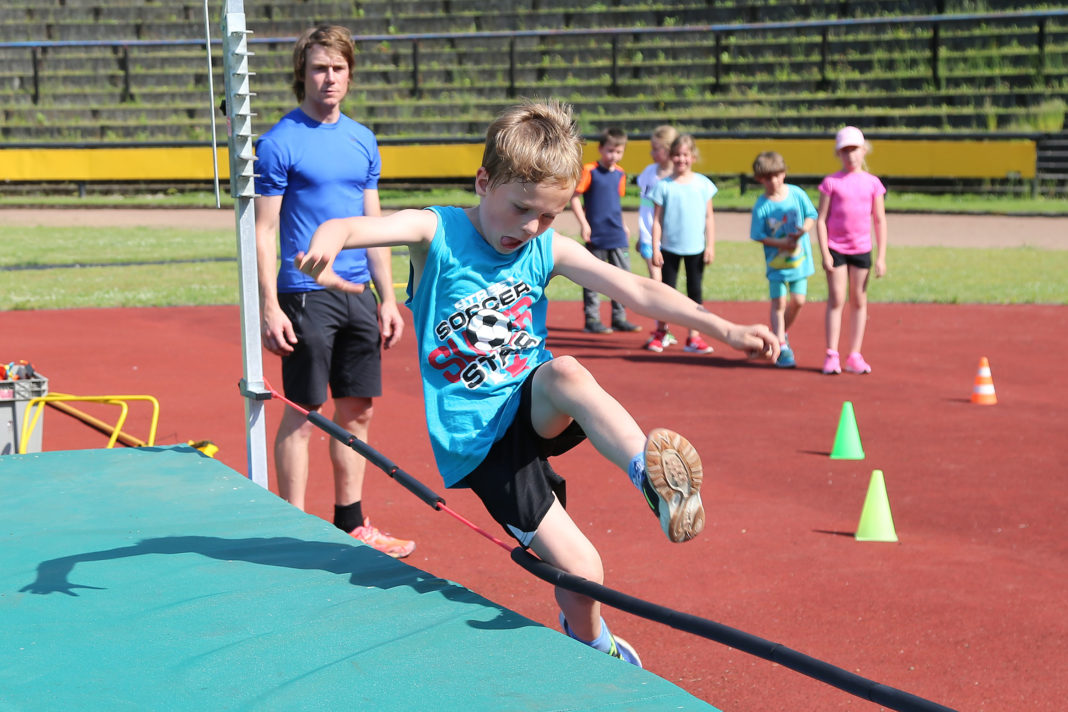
[0,377,49,455]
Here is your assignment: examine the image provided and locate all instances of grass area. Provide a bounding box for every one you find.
[2,224,1065,311]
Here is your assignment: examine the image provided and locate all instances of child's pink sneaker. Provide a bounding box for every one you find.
[683,336,714,354]
[822,349,841,375]
[844,352,872,374]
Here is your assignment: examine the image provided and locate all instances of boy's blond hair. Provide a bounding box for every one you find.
[650,124,678,150]
[481,99,583,189]
[753,151,787,178]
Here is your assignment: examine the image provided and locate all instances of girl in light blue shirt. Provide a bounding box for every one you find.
[650,135,718,353]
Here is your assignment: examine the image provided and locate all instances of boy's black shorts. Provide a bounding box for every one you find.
[829,249,873,269]
[459,363,587,547]
[278,288,382,406]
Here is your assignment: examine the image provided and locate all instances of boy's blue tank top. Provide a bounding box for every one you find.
[405,206,555,486]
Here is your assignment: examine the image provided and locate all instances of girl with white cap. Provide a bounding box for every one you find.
[815,126,888,375]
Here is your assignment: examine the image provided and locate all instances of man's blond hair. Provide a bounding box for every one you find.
[481,99,583,189]
[291,25,355,102]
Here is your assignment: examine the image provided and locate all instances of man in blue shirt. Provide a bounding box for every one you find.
[255,25,413,557]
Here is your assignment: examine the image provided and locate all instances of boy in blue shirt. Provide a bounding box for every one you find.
[749,151,818,368]
[295,101,778,667]
[569,127,641,334]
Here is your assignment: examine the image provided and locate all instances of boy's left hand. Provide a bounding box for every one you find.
[726,324,779,361]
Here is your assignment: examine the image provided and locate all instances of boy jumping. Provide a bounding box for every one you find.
[295,100,778,666]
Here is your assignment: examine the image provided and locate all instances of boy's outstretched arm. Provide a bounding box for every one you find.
[552,236,779,360]
[295,209,436,292]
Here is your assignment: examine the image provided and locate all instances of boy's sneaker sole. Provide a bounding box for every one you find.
[643,428,705,542]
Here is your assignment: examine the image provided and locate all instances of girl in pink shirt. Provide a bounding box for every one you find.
[816,126,888,375]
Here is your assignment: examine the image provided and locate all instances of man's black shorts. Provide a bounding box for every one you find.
[278,288,381,406]
[459,363,587,547]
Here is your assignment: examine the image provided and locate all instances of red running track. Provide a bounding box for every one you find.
[4,301,1065,711]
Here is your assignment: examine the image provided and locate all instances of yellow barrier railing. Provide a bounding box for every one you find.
[0,138,1039,183]
[19,393,160,454]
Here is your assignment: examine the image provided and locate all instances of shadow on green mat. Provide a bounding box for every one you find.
[18,534,530,632]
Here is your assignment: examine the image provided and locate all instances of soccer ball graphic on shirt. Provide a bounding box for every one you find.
[466,308,513,352]
[766,213,805,270]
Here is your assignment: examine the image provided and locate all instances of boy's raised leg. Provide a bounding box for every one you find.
[529,356,647,472]
[529,357,706,543]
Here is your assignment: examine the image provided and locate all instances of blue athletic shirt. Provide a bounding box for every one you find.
[405,206,555,486]
[749,183,817,281]
[254,108,381,292]
[574,162,628,250]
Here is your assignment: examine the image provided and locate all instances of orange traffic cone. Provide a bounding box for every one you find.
[970,357,997,405]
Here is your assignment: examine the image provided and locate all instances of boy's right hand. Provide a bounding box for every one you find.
[293,252,367,294]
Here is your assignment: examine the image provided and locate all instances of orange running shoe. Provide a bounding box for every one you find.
[350,518,415,558]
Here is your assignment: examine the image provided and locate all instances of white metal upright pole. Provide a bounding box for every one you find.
[221,0,269,489]
[202,0,221,208]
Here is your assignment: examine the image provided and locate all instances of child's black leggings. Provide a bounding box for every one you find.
[660,249,705,304]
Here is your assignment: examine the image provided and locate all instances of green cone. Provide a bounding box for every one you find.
[830,401,865,460]
[855,470,899,542]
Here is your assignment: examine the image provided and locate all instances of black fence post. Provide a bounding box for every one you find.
[119,45,133,102]
[411,40,421,99]
[30,47,41,105]
[508,37,516,98]
[609,34,619,97]
[712,32,722,94]
[819,26,830,91]
[930,22,941,90]
[1036,17,1047,84]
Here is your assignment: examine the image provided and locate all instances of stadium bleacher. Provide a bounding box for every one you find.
[0,1,1066,191]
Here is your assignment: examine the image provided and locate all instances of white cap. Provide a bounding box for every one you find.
[835,126,866,150]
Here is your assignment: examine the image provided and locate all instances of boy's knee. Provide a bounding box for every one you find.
[566,546,604,584]
[543,355,591,386]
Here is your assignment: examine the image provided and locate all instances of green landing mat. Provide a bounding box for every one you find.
[0,446,719,711]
